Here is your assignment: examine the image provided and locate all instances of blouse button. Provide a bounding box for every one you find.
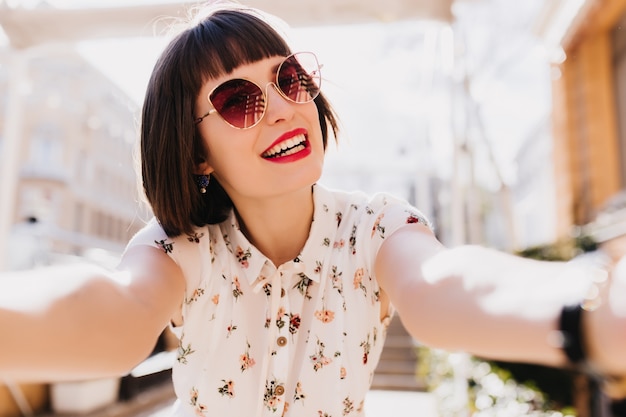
[276,336,288,347]
[281,288,286,297]
[275,385,285,396]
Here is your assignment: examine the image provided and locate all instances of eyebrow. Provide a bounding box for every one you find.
[270,60,282,76]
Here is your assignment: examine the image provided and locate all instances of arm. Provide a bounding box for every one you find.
[375,224,593,368]
[0,244,185,382]
[583,256,626,378]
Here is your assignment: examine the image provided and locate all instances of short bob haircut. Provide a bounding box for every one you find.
[140,4,340,237]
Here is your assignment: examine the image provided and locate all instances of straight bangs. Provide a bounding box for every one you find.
[189,10,292,87]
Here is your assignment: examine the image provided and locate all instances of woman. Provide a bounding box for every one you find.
[1,3,624,416]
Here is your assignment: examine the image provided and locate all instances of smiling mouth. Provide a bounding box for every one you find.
[262,134,308,159]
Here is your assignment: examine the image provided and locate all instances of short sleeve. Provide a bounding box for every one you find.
[358,193,433,271]
[123,217,183,266]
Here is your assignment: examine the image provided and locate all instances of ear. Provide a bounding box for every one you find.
[194,157,215,176]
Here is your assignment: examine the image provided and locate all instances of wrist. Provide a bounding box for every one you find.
[558,265,626,399]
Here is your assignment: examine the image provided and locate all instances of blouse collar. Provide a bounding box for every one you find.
[225,184,338,287]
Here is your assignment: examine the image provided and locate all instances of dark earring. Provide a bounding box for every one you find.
[195,174,210,194]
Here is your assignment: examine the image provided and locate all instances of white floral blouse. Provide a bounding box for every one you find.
[126,184,431,417]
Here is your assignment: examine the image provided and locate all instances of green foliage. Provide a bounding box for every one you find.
[515,238,580,261]
[417,346,578,417]
[515,232,599,261]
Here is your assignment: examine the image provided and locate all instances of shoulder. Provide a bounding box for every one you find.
[124,216,222,293]
[124,217,214,260]
[126,217,169,249]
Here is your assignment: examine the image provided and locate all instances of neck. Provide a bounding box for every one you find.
[233,186,315,267]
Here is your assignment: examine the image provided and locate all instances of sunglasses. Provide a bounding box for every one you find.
[195,52,322,129]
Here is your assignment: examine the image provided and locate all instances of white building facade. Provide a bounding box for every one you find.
[0,45,149,268]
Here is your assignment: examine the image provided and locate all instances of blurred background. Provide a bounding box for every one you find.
[1,0,625,415]
[1,0,617,267]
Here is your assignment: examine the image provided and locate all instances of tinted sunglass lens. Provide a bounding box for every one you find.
[205,53,321,129]
[210,79,265,128]
[278,53,321,103]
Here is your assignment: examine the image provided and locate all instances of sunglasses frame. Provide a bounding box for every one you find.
[194,51,322,129]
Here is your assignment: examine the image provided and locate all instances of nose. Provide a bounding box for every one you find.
[263,82,295,125]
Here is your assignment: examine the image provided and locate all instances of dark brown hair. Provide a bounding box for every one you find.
[140,5,339,237]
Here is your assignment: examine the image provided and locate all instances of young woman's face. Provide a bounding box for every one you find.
[194,55,325,203]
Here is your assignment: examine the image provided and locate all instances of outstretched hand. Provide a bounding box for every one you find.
[581,256,626,399]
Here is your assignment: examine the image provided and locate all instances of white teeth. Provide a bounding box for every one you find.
[263,134,306,158]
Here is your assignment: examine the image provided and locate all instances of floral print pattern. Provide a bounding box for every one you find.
[310,338,333,371]
[189,387,207,416]
[155,239,173,254]
[288,313,301,335]
[125,184,431,417]
[263,379,284,412]
[177,343,194,365]
[353,268,367,295]
[217,380,234,397]
[235,246,251,268]
[314,306,335,323]
[185,288,204,304]
[239,341,256,371]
